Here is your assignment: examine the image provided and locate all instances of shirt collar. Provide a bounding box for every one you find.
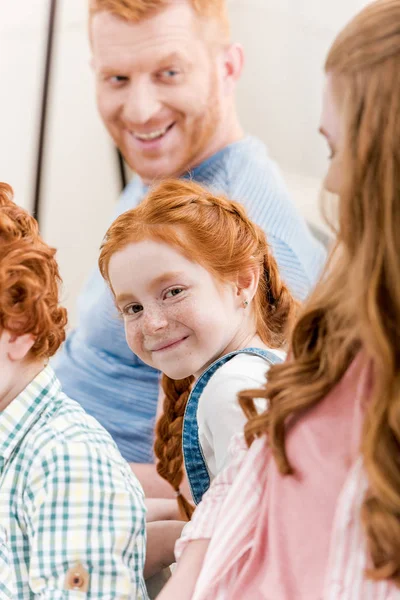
[181,135,254,179]
[0,365,60,462]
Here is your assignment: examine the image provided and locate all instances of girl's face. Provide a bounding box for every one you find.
[108,239,253,379]
[319,75,343,195]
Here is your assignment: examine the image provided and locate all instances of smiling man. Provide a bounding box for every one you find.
[53,0,326,497]
[92,1,236,182]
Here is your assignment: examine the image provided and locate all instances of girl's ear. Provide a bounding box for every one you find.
[235,266,260,304]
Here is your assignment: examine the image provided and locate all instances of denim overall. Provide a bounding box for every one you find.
[182,348,283,505]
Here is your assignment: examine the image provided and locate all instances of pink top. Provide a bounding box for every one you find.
[176,355,399,599]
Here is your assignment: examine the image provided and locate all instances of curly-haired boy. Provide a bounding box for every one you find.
[0,183,148,599]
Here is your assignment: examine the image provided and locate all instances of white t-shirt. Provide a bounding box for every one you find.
[197,350,284,480]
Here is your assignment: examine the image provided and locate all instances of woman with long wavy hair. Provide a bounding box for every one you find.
[158,1,400,598]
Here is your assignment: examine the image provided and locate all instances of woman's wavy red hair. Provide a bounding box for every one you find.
[240,0,400,586]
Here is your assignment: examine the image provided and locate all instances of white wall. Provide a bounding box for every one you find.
[0,0,48,210]
[1,0,370,325]
[39,0,120,323]
[231,0,369,178]
[230,0,369,228]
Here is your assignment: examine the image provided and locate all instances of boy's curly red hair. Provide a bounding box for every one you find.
[0,183,67,359]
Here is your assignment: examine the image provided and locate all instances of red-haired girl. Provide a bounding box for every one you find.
[99,178,297,529]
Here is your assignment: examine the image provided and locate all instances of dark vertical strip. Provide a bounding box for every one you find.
[116,148,127,191]
[33,0,58,223]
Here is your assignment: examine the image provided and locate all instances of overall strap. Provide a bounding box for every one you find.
[183,348,282,505]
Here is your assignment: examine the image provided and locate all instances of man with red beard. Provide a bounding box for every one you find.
[54,0,326,497]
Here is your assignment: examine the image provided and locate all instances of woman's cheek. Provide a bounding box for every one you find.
[324,155,343,196]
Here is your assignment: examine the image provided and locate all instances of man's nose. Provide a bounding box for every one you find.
[122,81,162,126]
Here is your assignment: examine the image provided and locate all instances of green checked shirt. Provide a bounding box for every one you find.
[0,365,148,599]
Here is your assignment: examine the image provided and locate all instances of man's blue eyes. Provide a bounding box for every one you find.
[109,70,180,83]
[161,70,179,77]
[110,75,127,82]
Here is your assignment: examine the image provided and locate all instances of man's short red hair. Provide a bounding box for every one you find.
[0,183,67,359]
[89,0,230,41]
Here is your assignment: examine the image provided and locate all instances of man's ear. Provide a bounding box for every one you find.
[235,266,260,304]
[221,43,245,95]
[6,332,36,361]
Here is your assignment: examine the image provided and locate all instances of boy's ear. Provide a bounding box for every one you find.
[7,332,36,361]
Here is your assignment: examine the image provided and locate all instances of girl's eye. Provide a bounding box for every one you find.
[165,288,184,299]
[124,304,143,315]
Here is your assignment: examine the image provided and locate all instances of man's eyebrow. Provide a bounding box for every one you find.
[97,66,127,76]
[156,52,192,67]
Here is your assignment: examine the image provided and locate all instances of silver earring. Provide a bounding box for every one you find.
[243,299,249,308]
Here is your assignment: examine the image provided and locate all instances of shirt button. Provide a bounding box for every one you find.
[64,562,90,592]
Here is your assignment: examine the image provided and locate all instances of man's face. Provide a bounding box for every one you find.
[91,3,225,182]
